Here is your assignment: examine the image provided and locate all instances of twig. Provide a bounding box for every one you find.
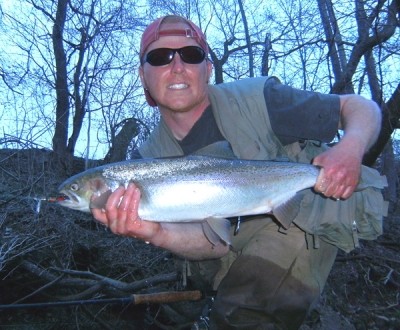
[336,254,400,265]
[367,302,399,311]
[378,240,400,248]
[12,274,65,304]
[383,269,394,285]
[0,164,19,180]
[21,260,179,297]
[60,283,104,301]
[0,290,202,310]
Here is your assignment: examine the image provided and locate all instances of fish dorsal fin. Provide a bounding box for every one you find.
[202,217,232,245]
[272,192,305,229]
[192,141,237,159]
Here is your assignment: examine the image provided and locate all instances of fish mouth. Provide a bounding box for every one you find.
[58,190,79,203]
[57,190,89,211]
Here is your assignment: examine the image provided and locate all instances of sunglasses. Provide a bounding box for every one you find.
[142,46,206,66]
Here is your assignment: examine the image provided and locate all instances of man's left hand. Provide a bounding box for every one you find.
[312,141,361,200]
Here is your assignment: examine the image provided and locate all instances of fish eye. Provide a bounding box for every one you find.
[70,183,79,191]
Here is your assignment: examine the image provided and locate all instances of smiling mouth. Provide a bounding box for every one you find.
[168,83,188,90]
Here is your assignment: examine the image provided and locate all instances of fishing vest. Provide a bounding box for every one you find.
[139,77,388,252]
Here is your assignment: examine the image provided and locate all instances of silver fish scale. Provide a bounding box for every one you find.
[58,156,320,224]
[102,157,237,182]
[102,157,317,187]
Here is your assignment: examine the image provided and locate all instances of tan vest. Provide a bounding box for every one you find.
[139,77,388,252]
[139,77,285,159]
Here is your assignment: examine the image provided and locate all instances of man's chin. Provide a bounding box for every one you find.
[159,101,194,113]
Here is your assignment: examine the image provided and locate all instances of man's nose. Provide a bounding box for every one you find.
[170,52,185,72]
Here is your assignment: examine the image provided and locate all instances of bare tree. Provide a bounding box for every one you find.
[238,0,254,77]
[316,0,400,165]
[1,0,398,163]
[51,0,70,160]
[1,0,147,167]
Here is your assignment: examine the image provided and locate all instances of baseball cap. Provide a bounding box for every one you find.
[140,15,209,107]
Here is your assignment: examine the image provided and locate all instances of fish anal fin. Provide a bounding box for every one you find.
[202,217,232,246]
[272,193,304,229]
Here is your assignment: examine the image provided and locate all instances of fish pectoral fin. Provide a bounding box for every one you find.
[89,189,112,210]
[272,192,305,229]
[202,217,232,246]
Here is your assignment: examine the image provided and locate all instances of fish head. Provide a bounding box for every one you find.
[57,170,112,212]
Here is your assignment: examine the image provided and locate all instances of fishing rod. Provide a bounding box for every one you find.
[0,290,202,310]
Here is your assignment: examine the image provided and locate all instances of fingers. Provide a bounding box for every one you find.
[105,185,128,225]
[91,183,140,232]
[121,186,141,231]
[90,186,125,225]
[312,143,362,201]
[90,183,160,242]
[342,185,356,200]
[315,167,358,200]
[91,208,108,223]
[107,183,141,234]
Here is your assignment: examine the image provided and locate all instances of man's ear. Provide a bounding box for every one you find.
[206,60,213,83]
[139,66,147,89]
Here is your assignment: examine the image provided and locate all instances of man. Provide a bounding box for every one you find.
[92,15,386,329]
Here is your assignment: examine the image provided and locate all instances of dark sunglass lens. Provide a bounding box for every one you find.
[144,46,206,66]
[179,46,206,64]
[146,48,174,66]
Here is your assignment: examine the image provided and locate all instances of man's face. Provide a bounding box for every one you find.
[139,22,213,113]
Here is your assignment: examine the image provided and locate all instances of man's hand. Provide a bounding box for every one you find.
[91,183,161,241]
[313,138,362,200]
[313,94,381,200]
[91,182,229,259]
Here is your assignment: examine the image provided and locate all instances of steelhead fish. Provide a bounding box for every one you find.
[57,155,320,245]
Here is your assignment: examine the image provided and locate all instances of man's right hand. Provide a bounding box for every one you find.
[91,183,229,260]
[91,183,162,242]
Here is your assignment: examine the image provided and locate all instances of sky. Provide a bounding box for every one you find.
[0,0,399,159]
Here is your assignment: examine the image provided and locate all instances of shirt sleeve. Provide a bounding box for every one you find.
[264,78,340,146]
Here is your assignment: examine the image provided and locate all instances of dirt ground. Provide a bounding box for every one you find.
[301,213,400,330]
[0,148,399,329]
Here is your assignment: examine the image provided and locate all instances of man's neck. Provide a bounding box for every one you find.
[160,102,210,140]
